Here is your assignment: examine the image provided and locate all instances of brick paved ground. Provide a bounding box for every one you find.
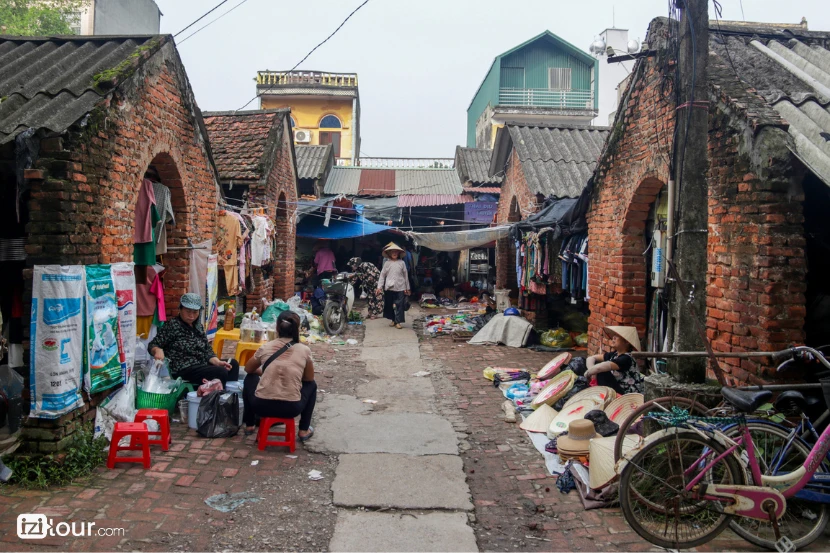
[0,326,364,553]
[419,325,830,552]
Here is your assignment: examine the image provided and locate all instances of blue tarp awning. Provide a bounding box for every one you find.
[296,204,392,239]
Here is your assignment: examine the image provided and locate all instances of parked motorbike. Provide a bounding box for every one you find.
[322,273,355,336]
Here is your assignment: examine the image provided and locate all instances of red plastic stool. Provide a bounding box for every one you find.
[257,417,296,452]
[134,408,171,451]
[107,422,151,469]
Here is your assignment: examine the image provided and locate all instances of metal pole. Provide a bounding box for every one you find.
[631,351,777,359]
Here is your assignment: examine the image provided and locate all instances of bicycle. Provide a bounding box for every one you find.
[617,347,830,551]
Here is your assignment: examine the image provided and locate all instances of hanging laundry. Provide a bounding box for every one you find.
[250,215,274,267]
[216,211,243,295]
[152,181,175,255]
[133,179,160,266]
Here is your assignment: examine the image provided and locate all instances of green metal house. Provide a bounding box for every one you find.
[467,31,599,148]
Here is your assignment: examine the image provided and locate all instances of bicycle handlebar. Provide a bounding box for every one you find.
[775,346,830,372]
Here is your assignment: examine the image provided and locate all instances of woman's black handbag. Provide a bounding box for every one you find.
[196,390,240,438]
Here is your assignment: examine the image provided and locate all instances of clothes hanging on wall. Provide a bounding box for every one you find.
[250,215,274,267]
[133,179,160,266]
[216,211,244,295]
[152,181,175,255]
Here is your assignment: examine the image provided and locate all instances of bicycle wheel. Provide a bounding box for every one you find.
[619,430,746,549]
[725,421,830,550]
[614,396,709,461]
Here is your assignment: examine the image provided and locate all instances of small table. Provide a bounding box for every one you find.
[212,328,240,357]
[235,341,263,366]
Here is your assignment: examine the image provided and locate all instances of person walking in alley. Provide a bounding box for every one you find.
[377,242,410,329]
[348,257,383,319]
[584,326,645,394]
[312,241,337,285]
[242,311,316,441]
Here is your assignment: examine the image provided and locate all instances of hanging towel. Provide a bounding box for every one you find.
[134,179,157,244]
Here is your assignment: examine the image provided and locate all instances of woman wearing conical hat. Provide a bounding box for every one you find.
[377,242,410,329]
[584,326,644,395]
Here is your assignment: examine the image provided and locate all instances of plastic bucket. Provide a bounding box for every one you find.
[187,391,200,429]
[226,381,242,394]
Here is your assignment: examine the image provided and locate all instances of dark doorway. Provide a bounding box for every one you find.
[319,132,341,158]
[803,172,830,346]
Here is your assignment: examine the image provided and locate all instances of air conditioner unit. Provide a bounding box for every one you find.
[294,129,312,143]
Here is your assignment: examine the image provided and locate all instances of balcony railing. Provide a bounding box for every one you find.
[352,157,455,169]
[499,88,595,110]
[257,71,358,87]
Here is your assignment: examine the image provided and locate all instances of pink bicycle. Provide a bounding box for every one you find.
[618,348,830,551]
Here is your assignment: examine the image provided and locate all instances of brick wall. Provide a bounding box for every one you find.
[19,43,219,451]
[588,52,807,383]
[495,149,537,291]
[243,118,298,308]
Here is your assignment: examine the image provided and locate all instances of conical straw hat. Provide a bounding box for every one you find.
[519,404,558,433]
[383,242,405,257]
[563,386,616,410]
[589,435,641,490]
[604,393,644,424]
[530,370,575,409]
[547,399,597,437]
[537,352,572,380]
[603,326,642,352]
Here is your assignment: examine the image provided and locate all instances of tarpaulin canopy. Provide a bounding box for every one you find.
[508,179,592,242]
[296,204,393,239]
[406,226,511,252]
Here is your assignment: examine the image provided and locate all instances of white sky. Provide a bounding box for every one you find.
[155,0,828,158]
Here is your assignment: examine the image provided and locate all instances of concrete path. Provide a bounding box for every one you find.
[323,314,478,552]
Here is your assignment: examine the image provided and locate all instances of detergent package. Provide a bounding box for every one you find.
[29,265,85,418]
[84,264,123,393]
[111,262,137,380]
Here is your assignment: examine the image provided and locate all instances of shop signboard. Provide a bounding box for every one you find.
[30,265,85,418]
[464,202,498,224]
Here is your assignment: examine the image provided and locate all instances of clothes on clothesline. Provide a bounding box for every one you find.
[514,229,589,300]
[214,209,280,296]
[152,181,175,255]
[559,233,589,300]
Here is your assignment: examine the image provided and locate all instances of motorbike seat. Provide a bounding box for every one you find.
[721,387,773,413]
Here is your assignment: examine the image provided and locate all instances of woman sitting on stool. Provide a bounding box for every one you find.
[149,293,239,387]
[242,311,316,441]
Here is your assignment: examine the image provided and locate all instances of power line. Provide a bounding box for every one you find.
[236,0,372,111]
[174,0,231,37]
[177,0,253,45]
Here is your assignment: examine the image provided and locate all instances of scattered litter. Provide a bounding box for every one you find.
[286,455,298,459]
[205,492,261,512]
[362,399,378,404]
[308,470,324,481]
[411,371,431,377]
[251,460,259,466]
[346,339,358,345]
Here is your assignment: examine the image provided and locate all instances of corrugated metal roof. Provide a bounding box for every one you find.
[295,144,333,180]
[358,169,395,196]
[503,125,609,198]
[395,169,463,195]
[398,194,475,207]
[455,147,503,184]
[709,29,830,187]
[0,35,164,144]
[465,187,502,194]
[324,167,361,195]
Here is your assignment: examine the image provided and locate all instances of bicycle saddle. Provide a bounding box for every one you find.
[774,390,808,413]
[720,387,773,413]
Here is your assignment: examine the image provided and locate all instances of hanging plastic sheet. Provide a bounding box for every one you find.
[205,254,219,341]
[296,204,392,239]
[84,264,123,394]
[111,262,137,380]
[30,265,85,418]
[406,226,511,252]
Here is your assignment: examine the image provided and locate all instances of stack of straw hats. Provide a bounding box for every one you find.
[519,404,557,433]
[530,370,574,409]
[604,393,644,424]
[537,353,572,380]
[556,420,600,460]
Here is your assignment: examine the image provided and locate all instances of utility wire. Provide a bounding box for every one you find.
[178,0,253,45]
[174,0,231,37]
[236,0,372,111]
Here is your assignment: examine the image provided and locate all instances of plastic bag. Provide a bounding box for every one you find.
[196,390,240,438]
[95,375,138,440]
[198,378,224,397]
[539,328,575,349]
[0,365,24,397]
[261,300,290,323]
[574,333,589,347]
[567,357,588,377]
[142,360,173,393]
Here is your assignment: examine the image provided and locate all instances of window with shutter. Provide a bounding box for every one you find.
[548,68,572,90]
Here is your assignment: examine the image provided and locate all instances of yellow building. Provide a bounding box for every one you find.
[257,71,360,166]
